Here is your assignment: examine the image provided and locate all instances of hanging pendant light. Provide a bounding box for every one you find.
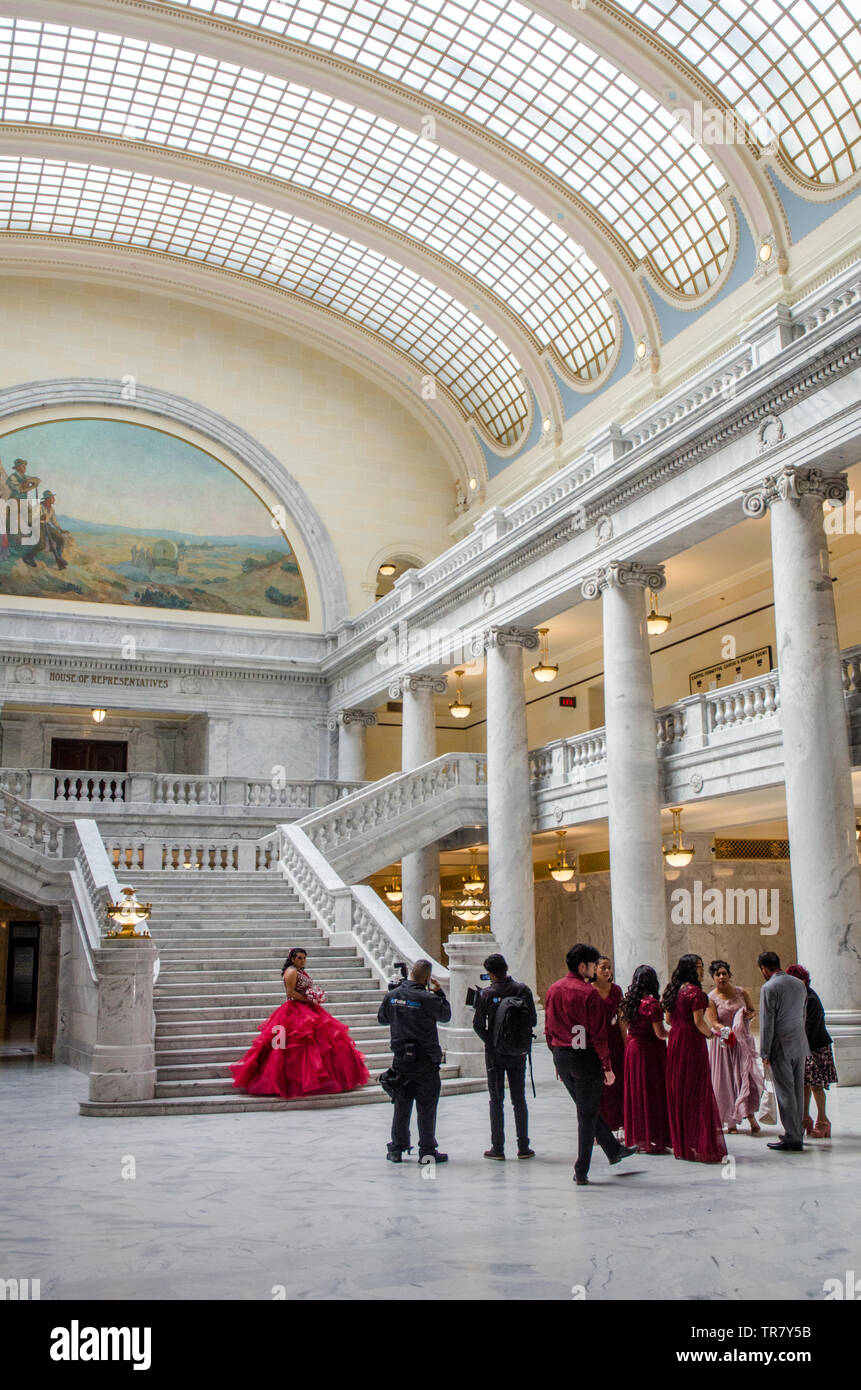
[646,590,671,636]
[384,877,403,904]
[531,627,559,684]
[549,829,576,882]
[462,849,485,895]
[378,560,397,577]
[663,807,694,868]
[448,668,472,719]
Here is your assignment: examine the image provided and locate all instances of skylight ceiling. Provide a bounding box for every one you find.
[0,18,616,383]
[615,0,861,186]
[0,156,530,446]
[158,0,731,296]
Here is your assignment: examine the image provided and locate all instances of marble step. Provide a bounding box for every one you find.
[153,1062,461,1098]
[154,1022,391,1048]
[155,966,370,983]
[155,976,379,996]
[152,933,326,944]
[155,990,382,1010]
[79,1074,487,1117]
[154,1001,382,1023]
[156,1041,393,1075]
[155,945,361,956]
[145,912,317,923]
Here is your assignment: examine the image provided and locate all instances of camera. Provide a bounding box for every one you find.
[465,972,491,1009]
[388,961,408,991]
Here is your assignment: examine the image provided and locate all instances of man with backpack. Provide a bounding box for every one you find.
[472,952,537,1160]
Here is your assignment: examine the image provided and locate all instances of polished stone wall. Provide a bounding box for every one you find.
[55,905,98,1073]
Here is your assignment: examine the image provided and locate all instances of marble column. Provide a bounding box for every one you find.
[744,466,861,1082]
[483,626,539,992]
[88,937,158,1104]
[582,563,668,988]
[329,708,376,782]
[399,675,445,958]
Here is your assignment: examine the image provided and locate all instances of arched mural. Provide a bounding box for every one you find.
[0,419,308,620]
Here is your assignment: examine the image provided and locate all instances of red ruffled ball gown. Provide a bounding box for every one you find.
[597,982,625,1130]
[624,994,671,1153]
[231,969,370,1099]
[666,983,727,1163]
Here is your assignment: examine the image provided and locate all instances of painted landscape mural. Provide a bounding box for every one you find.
[0,420,308,620]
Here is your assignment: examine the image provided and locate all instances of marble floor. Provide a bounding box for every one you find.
[1,1049,858,1302]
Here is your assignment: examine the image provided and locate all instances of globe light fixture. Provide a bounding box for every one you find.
[636,339,648,359]
[91,708,107,723]
[378,561,397,577]
[448,668,472,719]
[549,829,575,882]
[663,807,694,868]
[646,590,671,636]
[452,892,490,926]
[531,627,558,684]
[105,885,152,938]
[759,240,773,262]
[384,878,403,904]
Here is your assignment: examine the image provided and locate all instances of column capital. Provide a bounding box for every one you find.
[581,561,666,600]
[389,674,447,698]
[327,707,378,731]
[480,625,540,652]
[742,466,848,517]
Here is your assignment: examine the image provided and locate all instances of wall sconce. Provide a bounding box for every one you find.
[91,708,107,723]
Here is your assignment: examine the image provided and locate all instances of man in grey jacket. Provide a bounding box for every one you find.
[758,950,809,1151]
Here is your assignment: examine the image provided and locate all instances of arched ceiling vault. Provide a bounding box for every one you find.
[0,231,488,486]
[0,0,857,467]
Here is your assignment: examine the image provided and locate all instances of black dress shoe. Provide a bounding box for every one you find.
[609,1144,638,1165]
[767,1139,804,1152]
[484,1148,505,1160]
[420,1151,448,1163]
[517,1148,536,1159]
[574,1175,590,1185]
[386,1150,403,1163]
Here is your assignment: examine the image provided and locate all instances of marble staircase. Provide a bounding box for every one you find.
[111,872,484,1115]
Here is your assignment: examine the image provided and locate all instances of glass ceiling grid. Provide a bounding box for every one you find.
[159,0,730,295]
[0,18,615,382]
[0,156,529,446]
[615,0,861,185]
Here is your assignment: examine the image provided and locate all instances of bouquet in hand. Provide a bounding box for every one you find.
[718,1025,736,1049]
[305,983,327,1006]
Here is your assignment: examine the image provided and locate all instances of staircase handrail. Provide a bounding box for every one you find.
[274,823,449,987]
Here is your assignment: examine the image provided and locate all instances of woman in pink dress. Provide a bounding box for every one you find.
[593,955,626,1132]
[663,954,727,1164]
[231,947,370,1099]
[705,960,763,1134]
[622,965,671,1154]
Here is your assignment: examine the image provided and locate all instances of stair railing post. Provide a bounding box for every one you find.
[439,931,497,1079]
[89,937,158,1105]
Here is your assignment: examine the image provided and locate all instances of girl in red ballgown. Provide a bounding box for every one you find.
[231,948,370,1099]
[622,965,671,1154]
[663,955,727,1164]
[593,956,626,1132]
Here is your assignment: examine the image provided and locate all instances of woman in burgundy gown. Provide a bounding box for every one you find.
[663,955,727,1164]
[231,947,369,1099]
[593,955,626,1132]
[622,965,671,1154]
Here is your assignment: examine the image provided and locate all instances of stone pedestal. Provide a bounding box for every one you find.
[88,937,158,1104]
[583,563,668,988]
[484,627,539,992]
[744,468,861,1083]
[399,676,445,958]
[440,931,495,1079]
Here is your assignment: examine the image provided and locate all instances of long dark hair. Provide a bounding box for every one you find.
[662,954,702,1014]
[621,965,660,1025]
[282,947,307,974]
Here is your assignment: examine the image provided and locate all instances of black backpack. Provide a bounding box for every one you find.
[490,994,534,1057]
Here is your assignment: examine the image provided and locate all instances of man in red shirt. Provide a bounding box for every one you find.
[545,942,637,1184]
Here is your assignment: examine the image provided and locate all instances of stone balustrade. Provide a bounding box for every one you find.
[7,770,364,816]
[0,787,67,858]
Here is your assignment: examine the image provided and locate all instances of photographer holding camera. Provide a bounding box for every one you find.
[472,953,537,1160]
[377,959,451,1164]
